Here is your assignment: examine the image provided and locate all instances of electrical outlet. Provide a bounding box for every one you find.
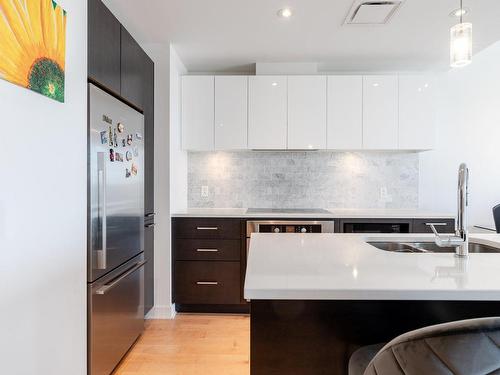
[380,187,393,203]
[201,185,209,198]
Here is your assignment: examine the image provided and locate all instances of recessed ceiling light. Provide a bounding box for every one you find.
[449,7,469,18]
[372,83,380,87]
[277,8,293,19]
[271,82,278,87]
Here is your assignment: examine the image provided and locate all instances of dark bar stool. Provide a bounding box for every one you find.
[349,317,500,375]
[493,204,500,233]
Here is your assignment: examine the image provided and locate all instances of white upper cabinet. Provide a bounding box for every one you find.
[288,76,327,149]
[327,76,363,149]
[182,76,214,150]
[399,75,436,150]
[181,74,434,152]
[248,76,288,149]
[362,75,399,150]
[215,76,248,150]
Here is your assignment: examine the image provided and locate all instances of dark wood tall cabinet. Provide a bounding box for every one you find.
[143,53,155,315]
[88,0,155,316]
[88,0,121,94]
[120,26,145,109]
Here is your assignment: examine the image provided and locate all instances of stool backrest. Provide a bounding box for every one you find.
[493,204,500,233]
[364,317,500,375]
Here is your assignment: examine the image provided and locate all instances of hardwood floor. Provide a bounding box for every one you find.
[114,314,250,375]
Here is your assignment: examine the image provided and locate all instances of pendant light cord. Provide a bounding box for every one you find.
[460,0,463,23]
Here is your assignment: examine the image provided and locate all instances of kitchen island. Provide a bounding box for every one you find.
[244,233,500,375]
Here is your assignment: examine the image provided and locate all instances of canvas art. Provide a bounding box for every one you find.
[0,0,67,102]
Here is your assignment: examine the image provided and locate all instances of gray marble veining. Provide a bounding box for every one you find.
[188,151,419,209]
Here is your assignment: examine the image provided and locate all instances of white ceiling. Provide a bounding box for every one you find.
[103,0,500,73]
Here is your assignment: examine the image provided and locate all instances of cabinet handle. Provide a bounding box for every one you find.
[425,223,448,226]
[196,281,219,286]
[196,248,219,252]
[145,213,156,218]
[145,223,156,228]
[196,226,218,231]
[95,260,147,295]
[96,152,107,270]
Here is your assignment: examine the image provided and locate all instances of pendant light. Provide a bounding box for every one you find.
[450,0,472,68]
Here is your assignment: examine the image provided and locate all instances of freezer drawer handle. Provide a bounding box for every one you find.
[196,248,219,252]
[196,226,218,231]
[96,152,107,270]
[196,281,219,286]
[95,260,147,295]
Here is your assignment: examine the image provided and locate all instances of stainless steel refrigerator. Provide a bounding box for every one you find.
[87,83,145,375]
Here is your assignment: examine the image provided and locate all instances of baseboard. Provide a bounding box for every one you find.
[175,303,250,314]
[145,304,176,319]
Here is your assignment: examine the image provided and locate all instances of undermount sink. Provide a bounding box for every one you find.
[368,242,500,254]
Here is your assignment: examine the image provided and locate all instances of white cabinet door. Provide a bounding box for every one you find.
[327,76,362,149]
[399,75,435,150]
[362,75,399,149]
[215,76,248,150]
[288,76,327,149]
[248,76,287,149]
[181,76,214,150]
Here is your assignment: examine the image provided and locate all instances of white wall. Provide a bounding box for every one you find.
[168,46,188,313]
[420,41,500,228]
[0,1,87,374]
[170,46,188,212]
[142,43,174,318]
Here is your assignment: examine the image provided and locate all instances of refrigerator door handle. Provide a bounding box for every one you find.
[94,260,147,295]
[96,152,107,269]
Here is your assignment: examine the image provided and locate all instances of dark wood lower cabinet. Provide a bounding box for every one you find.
[172,218,241,239]
[172,218,248,313]
[250,300,500,375]
[175,261,241,305]
[175,239,241,261]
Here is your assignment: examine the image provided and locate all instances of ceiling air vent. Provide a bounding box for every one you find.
[344,1,405,25]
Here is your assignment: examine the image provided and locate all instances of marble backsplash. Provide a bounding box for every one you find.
[187,151,419,209]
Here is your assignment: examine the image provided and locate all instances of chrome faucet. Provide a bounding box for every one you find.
[428,163,470,257]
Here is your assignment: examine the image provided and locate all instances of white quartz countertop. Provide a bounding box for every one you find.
[244,233,500,301]
[171,208,454,219]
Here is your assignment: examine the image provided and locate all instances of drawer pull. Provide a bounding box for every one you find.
[196,248,219,252]
[425,223,448,226]
[196,281,219,286]
[196,226,219,231]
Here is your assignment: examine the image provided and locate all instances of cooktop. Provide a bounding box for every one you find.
[246,208,331,214]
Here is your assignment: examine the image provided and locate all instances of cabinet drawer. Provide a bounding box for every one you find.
[413,219,455,234]
[173,218,241,239]
[175,239,240,261]
[174,261,240,304]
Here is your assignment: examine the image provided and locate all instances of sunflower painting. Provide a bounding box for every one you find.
[0,0,67,102]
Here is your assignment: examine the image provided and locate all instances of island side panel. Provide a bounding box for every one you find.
[250,300,500,375]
